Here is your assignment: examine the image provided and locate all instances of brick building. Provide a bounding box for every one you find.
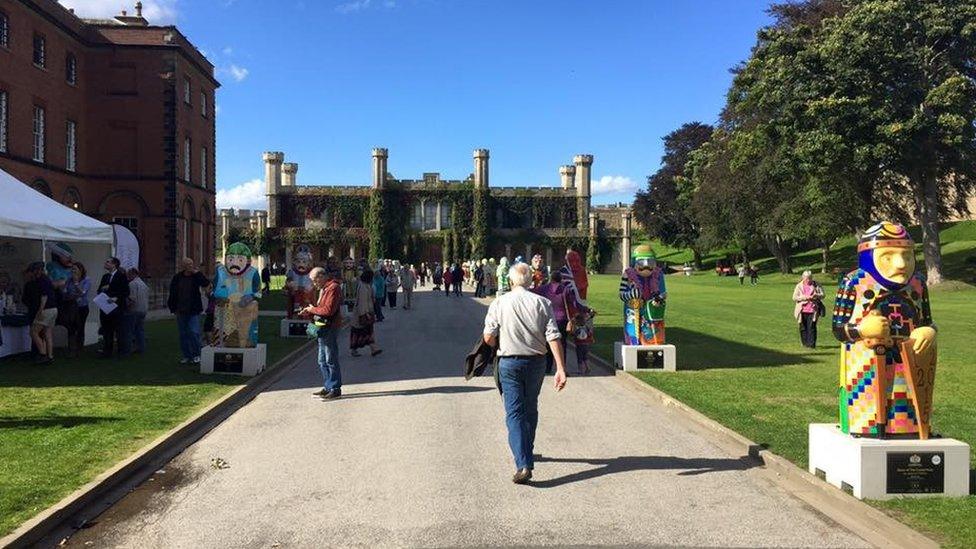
[0,0,218,289]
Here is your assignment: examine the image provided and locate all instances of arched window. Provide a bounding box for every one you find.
[62,187,82,210]
[0,10,9,48]
[31,179,51,197]
[424,201,438,231]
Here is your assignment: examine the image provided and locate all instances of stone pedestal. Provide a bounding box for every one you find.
[201,344,267,376]
[808,423,971,500]
[613,342,677,372]
[280,318,311,338]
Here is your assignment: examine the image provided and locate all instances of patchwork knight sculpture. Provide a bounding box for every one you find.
[530,254,547,288]
[342,256,358,308]
[285,245,314,319]
[213,242,262,348]
[833,222,937,439]
[619,245,667,345]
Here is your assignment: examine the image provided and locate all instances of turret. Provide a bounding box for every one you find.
[372,148,388,189]
[263,151,284,228]
[560,165,576,190]
[473,149,490,189]
[574,154,593,231]
[282,162,298,186]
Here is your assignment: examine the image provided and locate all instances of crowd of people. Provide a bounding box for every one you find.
[15,246,151,364]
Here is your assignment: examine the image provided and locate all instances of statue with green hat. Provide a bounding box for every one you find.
[618,244,667,345]
[213,241,262,348]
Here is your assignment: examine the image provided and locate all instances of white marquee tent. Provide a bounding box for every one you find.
[0,168,115,355]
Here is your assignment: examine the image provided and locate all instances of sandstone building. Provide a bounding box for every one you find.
[260,148,634,272]
[0,1,218,283]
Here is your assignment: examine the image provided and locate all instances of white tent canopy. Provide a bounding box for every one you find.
[0,167,113,243]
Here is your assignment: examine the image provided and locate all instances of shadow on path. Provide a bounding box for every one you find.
[530,454,761,488]
[328,385,494,400]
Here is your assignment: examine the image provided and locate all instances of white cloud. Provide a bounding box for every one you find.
[227,64,249,82]
[217,179,265,210]
[60,0,179,23]
[222,46,234,56]
[591,175,639,196]
[335,0,396,14]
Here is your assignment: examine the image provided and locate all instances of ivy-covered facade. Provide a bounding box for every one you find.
[257,149,630,272]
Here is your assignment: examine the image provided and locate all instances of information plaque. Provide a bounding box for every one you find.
[214,353,245,374]
[636,348,665,370]
[886,451,945,494]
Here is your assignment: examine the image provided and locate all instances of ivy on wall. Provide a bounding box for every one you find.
[471,188,489,259]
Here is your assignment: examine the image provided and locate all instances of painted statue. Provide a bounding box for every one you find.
[530,254,547,288]
[213,242,262,348]
[342,256,358,308]
[619,245,667,345]
[46,241,74,293]
[285,245,314,319]
[833,222,937,439]
[496,257,511,296]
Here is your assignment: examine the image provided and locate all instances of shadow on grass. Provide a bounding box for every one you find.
[530,454,760,488]
[0,416,122,429]
[592,326,815,370]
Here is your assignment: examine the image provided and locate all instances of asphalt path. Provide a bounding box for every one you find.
[69,286,867,548]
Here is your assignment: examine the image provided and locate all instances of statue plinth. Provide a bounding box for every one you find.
[613,342,677,372]
[200,344,267,377]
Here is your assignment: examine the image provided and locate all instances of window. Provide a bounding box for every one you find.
[0,11,9,48]
[183,78,191,104]
[200,146,207,187]
[410,202,423,230]
[183,137,191,181]
[63,188,81,210]
[33,34,45,68]
[440,202,453,229]
[200,91,207,117]
[66,53,77,85]
[66,120,77,172]
[424,201,438,231]
[0,90,7,153]
[113,217,138,238]
[32,106,45,162]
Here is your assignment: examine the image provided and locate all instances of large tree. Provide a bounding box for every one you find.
[634,122,713,269]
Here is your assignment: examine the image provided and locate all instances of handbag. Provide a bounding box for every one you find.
[359,312,376,326]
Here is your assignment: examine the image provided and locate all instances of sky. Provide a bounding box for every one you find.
[61,0,773,211]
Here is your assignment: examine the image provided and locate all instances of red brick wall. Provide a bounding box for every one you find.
[0,0,218,282]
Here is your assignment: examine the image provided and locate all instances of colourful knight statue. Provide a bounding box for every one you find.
[46,241,74,293]
[619,245,667,345]
[496,257,511,296]
[342,256,357,309]
[285,245,314,319]
[833,222,937,439]
[213,242,262,348]
[530,254,547,288]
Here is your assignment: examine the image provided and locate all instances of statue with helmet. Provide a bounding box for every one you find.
[285,245,314,319]
[619,244,667,345]
[213,242,262,348]
[833,222,938,439]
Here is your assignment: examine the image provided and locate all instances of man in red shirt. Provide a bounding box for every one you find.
[301,267,344,400]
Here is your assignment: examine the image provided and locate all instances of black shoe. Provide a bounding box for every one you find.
[312,389,329,397]
[512,468,532,484]
[321,389,342,400]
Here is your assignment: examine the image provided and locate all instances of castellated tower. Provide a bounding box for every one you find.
[560,165,576,190]
[282,162,298,187]
[263,151,285,228]
[372,148,389,189]
[473,149,490,189]
[574,154,594,230]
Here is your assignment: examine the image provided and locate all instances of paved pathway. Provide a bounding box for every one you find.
[70,287,867,548]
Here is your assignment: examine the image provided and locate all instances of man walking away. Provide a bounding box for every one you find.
[126,268,149,354]
[483,263,567,485]
[443,267,452,297]
[452,263,464,297]
[168,258,209,365]
[261,264,272,293]
[303,267,344,400]
[98,257,130,358]
[474,262,485,298]
[400,264,416,310]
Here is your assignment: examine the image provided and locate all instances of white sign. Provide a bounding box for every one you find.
[112,224,139,271]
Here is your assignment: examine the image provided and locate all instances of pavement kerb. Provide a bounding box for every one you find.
[581,347,940,549]
[0,339,316,549]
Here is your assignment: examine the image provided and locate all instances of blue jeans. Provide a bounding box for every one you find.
[124,311,146,353]
[317,326,341,391]
[498,355,547,470]
[176,314,201,360]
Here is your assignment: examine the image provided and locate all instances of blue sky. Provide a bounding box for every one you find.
[63,0,772,210]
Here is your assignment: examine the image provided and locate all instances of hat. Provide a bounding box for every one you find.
[857,222,912,253]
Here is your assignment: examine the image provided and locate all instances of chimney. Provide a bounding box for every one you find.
[115,3,149,26]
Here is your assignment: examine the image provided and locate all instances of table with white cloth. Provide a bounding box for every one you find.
[0,316,32,358]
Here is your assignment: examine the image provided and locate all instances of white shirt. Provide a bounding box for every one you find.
[483,287,561,357]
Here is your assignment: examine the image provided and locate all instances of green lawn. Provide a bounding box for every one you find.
[585,222,976,548]
[0,316,307,538]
